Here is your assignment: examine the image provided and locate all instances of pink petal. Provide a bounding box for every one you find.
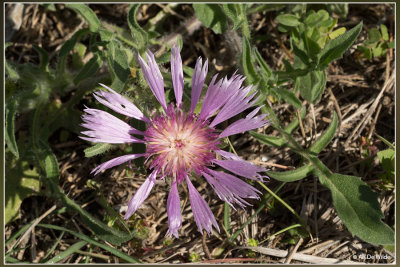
[199,74,246,120]
[213,159,266,181]
[138,51,167,110]
[202,169,261,208]
[124,171,157,219]
[190,57,208,112]
[94,83,150,123]
[91,153,145,175]
[80,108,145,144]
[218,106,269,138]
[210,85,260,127]
[166,181,182,238]
[171,46,184,107]
[186,176,220,235]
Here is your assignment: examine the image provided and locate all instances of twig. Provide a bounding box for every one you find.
[296,109,307,141]
[202,231,212,260]
[201,258,260,263]
[250,160,295,170]
[237,246,357,264]
[285,237,304,263]
[345,72,394,145]
[8,205,57,253]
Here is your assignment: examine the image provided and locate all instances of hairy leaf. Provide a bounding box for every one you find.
[309,112,338,155]
[267,164,314,182]
[316,172,394,245]
[66,4,100,32]
[193,4,228,34]
[318,22,362,68]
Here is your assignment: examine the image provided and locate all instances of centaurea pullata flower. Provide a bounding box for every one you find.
[81,46,270,238]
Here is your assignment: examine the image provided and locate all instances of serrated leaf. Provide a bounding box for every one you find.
[193,4,228,34]
[242,36,258,85]
[295,69,326,104]
[276,14,300,27]
[84,143,113,158]
[73,54,102,85]
[5,97,19,158]
[267,164,314,182]
[107,40,130,92]
[317,22,362,68]
[316,172,394,245]
[309,112,338,155]
[274,87,302,109]
[5,155,40,224]
[128,4,148,51]
[66,4,100,32]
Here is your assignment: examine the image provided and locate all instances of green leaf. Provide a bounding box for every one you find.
[274,88,302,109]
[46,241,88,264]
[329,27,346,40]
[309,112,338,155]
[368,28,381,43]
[267,164,314,182]
[84,143,114,158]
[276,14,301,27]
[317,22,362,68]
[250,107,306,148]
[5,60,20,80]
[193,4,228,34]
[38,224,141,263]
[42,140,60,185]
[375,133,394,149]
[73,54,103,85]
[295,69,326,104]
[380,24,389,41]
[56,187,141,245]
[33,44,49,71]
[250,131,286,147]
[377,149,395,175]
[222,4,241,30]
[59,29,91,59]
[242,36,258,85]
[5,97,19,158]
[66,4,100,32]
[58,29,91,75]
[5,155,40,224]
[127,4,148,51]
[316,172,394,245]
[253,47,272,78]
[291,39,310,66]
[106,40,130,92]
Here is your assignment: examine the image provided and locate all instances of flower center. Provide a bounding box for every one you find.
[144,106,219,183]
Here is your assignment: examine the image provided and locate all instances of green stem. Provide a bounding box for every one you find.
[257,181,305,225]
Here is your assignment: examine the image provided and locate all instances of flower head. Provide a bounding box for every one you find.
[81,46,270,238]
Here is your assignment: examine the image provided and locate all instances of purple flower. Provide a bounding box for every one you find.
[81,47,270,238]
